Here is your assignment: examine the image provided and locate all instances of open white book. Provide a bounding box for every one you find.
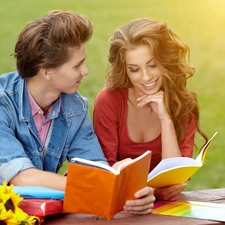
[71,150,151,175]
[147,132,218,188]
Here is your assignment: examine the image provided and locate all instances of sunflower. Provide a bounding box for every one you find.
[0,182,39,225]
[0,182,23,210]
[0,208,13,224]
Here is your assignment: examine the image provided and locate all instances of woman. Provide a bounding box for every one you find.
[93,18,208,200]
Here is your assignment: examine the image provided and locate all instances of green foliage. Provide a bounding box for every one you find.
[1,0,225,190]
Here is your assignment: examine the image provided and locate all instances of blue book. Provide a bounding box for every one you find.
[13,186,64,199]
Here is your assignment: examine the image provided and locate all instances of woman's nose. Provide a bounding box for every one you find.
[142,69,153,80]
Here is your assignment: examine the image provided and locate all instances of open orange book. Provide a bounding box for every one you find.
[63,150,151,220]
[147,132,217,188]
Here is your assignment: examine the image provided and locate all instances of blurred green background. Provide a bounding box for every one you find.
[0,0,224,191]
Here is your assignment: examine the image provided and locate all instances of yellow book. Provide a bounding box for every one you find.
[147,132,217,188]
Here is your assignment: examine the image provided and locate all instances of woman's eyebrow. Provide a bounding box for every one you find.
[127,58,154,66]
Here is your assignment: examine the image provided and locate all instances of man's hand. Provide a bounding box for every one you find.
[123,186,155,214]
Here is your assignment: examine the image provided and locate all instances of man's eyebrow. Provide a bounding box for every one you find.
[75,57,86,66]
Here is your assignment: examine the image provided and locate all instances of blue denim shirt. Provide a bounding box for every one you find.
[0,72,107,183]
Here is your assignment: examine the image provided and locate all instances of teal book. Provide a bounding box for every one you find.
[13,186,64,199]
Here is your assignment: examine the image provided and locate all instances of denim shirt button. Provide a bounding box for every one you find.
[38,146,43,152]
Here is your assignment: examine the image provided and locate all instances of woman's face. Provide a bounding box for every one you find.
[125,45,163,95]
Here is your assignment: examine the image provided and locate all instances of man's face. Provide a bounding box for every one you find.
[50,44,88,95]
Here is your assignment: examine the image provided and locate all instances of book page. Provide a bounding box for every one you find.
[71,158,119,175]
[71,150,151,175]
[117,150,151,171]
[148,157,199,180]
[196,131,218,163]
[152,200,225,222]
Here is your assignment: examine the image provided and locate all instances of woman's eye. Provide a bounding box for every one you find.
[129,68,139,73]
[149,64,156,68]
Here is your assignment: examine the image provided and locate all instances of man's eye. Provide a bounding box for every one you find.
[74,61,85,68]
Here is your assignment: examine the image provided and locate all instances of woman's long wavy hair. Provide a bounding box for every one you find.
[105,18,208,146]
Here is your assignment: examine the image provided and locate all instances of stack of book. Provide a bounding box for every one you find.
[13,186,64,222]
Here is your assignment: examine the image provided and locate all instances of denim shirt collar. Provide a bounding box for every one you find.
[19,78,30,122]
[18,77,87,122]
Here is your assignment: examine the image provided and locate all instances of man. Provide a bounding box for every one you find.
[0,10,154,214]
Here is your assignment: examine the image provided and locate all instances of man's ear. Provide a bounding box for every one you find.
[41,68,53,81]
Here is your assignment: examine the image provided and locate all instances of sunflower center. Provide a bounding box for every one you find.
[5,198,15,212]
[0,221,7,225]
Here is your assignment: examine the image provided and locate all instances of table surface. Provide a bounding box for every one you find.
[43,188,225,225]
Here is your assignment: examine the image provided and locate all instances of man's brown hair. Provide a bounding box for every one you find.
[13,10,93,78]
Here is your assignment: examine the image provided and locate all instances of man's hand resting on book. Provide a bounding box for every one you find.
[111,157,155,214]
[154,182,188,201]
[123,186,155,214]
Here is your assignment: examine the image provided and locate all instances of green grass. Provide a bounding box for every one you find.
[1,0,225,191]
